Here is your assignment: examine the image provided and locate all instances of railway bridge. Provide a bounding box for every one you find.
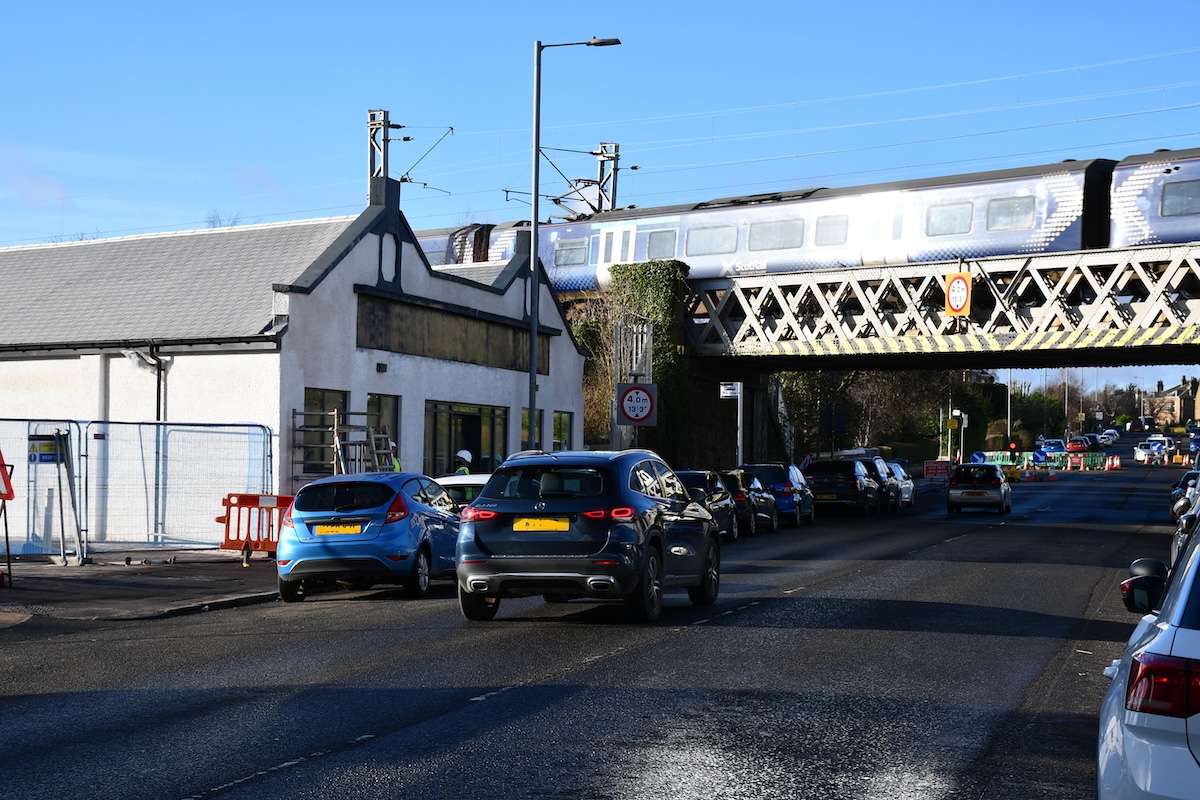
[681,242,1200,373]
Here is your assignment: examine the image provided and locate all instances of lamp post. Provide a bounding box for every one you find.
[527,36,621,450]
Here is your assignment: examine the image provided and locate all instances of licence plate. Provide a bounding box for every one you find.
[314,523,361,535]
[816,494,837,500]
[963,491,986,497]
[514,517,569,532]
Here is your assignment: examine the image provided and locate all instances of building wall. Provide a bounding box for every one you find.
[278,230,585,488]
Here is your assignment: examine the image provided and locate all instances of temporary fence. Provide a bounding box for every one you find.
[0,419,273,555]
[217,493,292,565]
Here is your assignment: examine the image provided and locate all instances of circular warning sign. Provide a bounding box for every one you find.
[621,385,654,422]
[946,274,970,314]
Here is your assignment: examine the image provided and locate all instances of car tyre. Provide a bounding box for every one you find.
[768,508,779,532]
[279,576,306,603]
[625,546,663,623]
[688,537,720,606]
[805,502,816,525]
[403,546,432,598]
[459,585,501,621]
[793,505,802,528]
[727,514,739,542]
[745,513,757,537]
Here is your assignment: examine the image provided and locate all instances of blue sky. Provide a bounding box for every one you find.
[3,0,1197,390]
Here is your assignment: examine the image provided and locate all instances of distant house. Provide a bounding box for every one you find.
[1145,376,1200,426]
[0,177,584,550]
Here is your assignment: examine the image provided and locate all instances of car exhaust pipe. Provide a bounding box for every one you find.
[587,577,615,593]
[469,579,490,593]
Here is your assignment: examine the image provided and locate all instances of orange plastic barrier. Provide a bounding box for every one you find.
[217,494,293,564]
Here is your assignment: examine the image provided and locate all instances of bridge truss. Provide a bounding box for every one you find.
[682,243,1200,371]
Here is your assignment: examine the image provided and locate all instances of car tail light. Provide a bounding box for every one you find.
[582,507,636,521]
[460,506,497,522]
[991,478,1003,488]
[1126,652,1200,717]
[282,503,294,528]
[948,477,959,487]
[733,491,747,502]
[781,484,795,496]
[385,494,409,524]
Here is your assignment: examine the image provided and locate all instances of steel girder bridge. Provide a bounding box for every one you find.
[682,243,1200,373]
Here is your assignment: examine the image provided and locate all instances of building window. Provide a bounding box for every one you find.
[367,393,400,467]
[301,388,348,475]
[522,408,545,451]
[553,411,573,451]
[986,196,1035,231]
[926,202,973,236]
[685,226,738,256]
[814,215,848,246]
[749,219,804,251]
[424,402,508,477]
[1162,179,1200,217]
[647,230,676,260]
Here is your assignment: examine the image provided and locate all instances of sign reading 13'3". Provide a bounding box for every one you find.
[616,383,657,426]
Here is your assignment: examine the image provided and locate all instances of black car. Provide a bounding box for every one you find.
[738,462,816,527]
[803,459,880,516]
[677,470,740,542]
[456,449,721,623]
[720,469,778,536]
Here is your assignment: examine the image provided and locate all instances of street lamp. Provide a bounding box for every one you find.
[527,36,621,450]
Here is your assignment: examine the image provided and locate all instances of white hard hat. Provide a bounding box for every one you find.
[456,449,472,463]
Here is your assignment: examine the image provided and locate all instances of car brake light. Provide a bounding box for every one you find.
[583,507,636,521]
[733,492,747,502]
[781,484,794,496]
[1126,652,1200,717]
[385,494,409,524]
[948,478,959,487]
[992,478,1003,488]
[282,503,294,528]
[460,506,498,522]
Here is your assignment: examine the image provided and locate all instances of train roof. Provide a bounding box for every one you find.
[579,158,1116,224]
[1115,146,1200,168]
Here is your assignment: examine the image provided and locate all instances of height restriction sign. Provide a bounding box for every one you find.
[616,383,657,426]
[945,272,972,317]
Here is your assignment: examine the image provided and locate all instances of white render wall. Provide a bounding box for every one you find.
[279,231,585,484]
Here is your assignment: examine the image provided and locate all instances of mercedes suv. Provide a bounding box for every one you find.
[456,449,721,623]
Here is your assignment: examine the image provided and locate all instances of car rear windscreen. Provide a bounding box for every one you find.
[294,482,395,512]
[481,467,614,500]
[746,465,787,483]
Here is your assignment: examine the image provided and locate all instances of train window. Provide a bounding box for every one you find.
[749,219,804,251]
[1162,180,1200,217]
[814,215,848,247]
[686,226,738,256]
[647,230,676,260]
[553,239,588,267]
[986,196,1035,231]
[926,202,973,236]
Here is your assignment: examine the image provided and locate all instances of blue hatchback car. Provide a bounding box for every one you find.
[276,472,460,602]
[738,462,815,527]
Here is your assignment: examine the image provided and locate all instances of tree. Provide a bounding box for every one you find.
[206,210,240,228]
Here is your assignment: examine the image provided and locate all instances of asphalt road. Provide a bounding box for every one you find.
[0,465,1174,799]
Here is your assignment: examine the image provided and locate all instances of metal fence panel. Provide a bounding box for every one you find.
[0,419,272,554]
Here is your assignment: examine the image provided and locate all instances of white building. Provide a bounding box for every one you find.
[0,176,584,551]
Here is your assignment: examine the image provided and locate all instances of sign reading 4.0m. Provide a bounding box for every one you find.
[616,383,657,426]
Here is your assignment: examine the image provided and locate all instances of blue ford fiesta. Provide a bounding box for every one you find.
[276,472,460,602]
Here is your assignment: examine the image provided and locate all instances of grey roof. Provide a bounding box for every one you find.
[0,216,360,349]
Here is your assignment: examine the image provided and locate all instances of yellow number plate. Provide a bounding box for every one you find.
[816,493,837,500]
[314,524,361,535]
[513,517,569,532]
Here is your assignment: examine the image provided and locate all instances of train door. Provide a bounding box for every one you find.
[859,199,908,265]
[598,225,638,269]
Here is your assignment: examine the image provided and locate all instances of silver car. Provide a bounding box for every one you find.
[946,462,1012,514]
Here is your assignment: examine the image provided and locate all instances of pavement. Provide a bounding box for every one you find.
[0,548,280,626]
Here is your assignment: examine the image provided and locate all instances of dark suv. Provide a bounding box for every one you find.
[804,459,879,516]
[739,462,816,527]
[456,450,721,623]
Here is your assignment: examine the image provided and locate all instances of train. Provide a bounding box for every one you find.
[415,145,1200,295]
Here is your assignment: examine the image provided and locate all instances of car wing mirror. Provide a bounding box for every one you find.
[687,486,708,505]
[1120,574,1166,614]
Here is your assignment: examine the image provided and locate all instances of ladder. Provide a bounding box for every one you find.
[369,429,399,471]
